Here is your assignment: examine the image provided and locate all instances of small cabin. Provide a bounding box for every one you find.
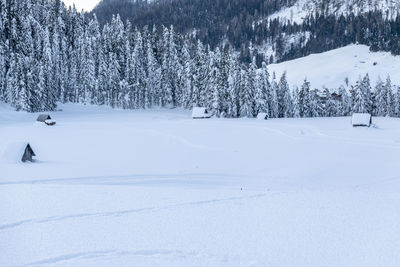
[192,107,211,119]
[37,114,56,126]
[351,113,372,127]
[3,142,36,163]
[257,113,268,120]
[37,114,51,122]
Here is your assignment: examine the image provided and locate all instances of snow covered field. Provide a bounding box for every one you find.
[268,45,400,90]
[1,103,400,266]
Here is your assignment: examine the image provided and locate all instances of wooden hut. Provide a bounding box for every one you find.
[37,114,56,126]
[257,113,268,120]
[37,114,51,122]
[192,107,211,119]
[351,113,372,127]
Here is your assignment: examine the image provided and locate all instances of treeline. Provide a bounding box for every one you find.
[92,0,400,63]
[274,11,400,63]
[220,11,400,63]
[1,0,400,119]
[92,0,296,48]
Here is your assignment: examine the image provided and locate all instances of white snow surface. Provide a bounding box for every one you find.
[268,44,400,90]
[1,102,400,266]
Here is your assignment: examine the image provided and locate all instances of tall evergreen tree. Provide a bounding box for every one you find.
[239,68,255,118]
[374,77,386,116]
[292,87,300,118]
[352,74,372,114]
[278,72,292,118]
[384,76,394,116]
[269,73,279,118]
[299,78,311,117]
[255,62,269,115]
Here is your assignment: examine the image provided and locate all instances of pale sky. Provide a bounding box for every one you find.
[62,0,101,12]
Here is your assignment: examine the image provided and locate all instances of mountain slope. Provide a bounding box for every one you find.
[92,0,400,64]
[91,0,296,48]
[269,0,400,23]
[268,44,400,90]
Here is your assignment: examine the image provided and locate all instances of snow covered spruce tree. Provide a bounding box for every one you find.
[337,86,352,116]
[239,67,255,118]
[384,76,394,117]
[352,74,373,114]
[374,77,386,116]
[255,62,270,116]
[277,72,292,118]
[292,87,300,118]
[269,73,280,118]
[299,78,311,118]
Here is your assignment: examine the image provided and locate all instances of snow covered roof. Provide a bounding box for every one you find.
[257,113,268,120]
[192,107,211,119]
[45,119,56,126]
[37,114,51,122]
[2,142,35,163]
[351,113,372,127]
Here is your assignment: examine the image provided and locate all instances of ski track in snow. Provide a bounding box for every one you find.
[0,172,241,186]
[354,175,400,190]
[204,120,302,140]
[22,250,116,267]
[258,120,400,149]
[137,128,224,152]
[22,249,234,267]
[0,193,266,231]
[211,120,400,148]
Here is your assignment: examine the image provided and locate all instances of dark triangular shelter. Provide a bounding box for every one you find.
[37,114,51,122]
[22,144,36,162]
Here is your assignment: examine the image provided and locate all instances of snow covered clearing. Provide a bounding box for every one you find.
[268,44,400,90]
[1,103,400,266]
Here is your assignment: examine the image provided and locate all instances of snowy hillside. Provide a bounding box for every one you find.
[268,44,400,90]
[2,104,400,266]
[269,0,400,23]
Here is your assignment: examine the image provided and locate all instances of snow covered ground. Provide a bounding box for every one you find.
[1,103,400,266]
[268,44,400,90]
